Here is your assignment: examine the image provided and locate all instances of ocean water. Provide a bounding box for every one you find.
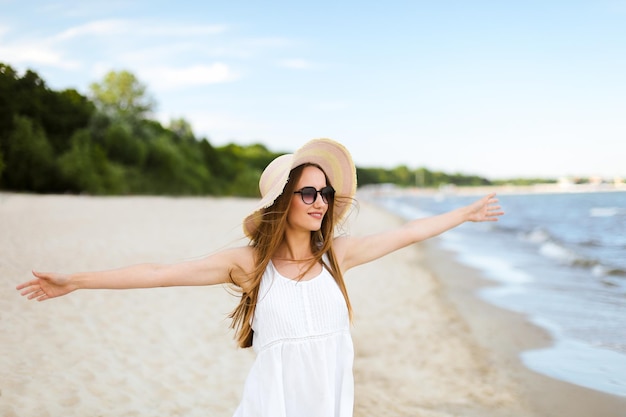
[371,190,626,397]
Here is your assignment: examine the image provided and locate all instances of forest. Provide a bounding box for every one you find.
[0,63,510,197]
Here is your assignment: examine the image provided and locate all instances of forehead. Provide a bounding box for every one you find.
[296,165,327,188]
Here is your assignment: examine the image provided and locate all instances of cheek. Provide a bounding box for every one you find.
[287,199,306,221]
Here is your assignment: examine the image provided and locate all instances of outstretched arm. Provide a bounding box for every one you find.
[336,193,503,271]
[16,246,254,302]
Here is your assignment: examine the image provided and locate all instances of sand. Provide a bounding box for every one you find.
[1,193,624,416]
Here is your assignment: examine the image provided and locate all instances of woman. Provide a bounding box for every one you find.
[17,138,503,416]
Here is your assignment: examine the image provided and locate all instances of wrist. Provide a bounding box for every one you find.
[460,205,473,222]
[68,272,84,291]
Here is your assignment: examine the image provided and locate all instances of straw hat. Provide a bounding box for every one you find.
[243,138,357,239]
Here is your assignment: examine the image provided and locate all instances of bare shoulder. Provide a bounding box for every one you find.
[223,245,256,291]
[332,235,355,269]
[332,235,349,255]
[223,245,255,273]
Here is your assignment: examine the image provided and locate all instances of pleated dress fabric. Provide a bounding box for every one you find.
[233,260,354,417]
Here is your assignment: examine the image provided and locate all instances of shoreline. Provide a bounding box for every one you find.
[358,201,626,416]
[361,182,626,197]
[420,237,626,416]
[2,193,624,416]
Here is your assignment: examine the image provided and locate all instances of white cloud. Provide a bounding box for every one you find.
[54,18,227,42]
[141,63,239,90]
[0,41,80,69]
[0,18,234,81]
[0,21,80,70]
[2,15,299,84]
[139,24,228,37]
[197,36,297,60]
[54,19,129,41]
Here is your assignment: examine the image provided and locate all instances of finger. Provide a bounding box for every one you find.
[484,212,501,220]
[27,291,39,300]
[20,285,39,297]
[26,288,43,299]
[16,279,39,291]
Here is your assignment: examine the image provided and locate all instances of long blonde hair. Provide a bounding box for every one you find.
[229,163,354,348]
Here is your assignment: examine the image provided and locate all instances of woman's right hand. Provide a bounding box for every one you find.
[16,271,77,302]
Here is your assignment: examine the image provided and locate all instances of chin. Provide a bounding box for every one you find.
[307,221,323,232]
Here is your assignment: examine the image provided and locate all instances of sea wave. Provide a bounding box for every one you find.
[518,227,626,277]
[374,191,626,398]
[539,241,597,267]
[593,265,626,278]
[589,207,626,217]
[519,228,582,263]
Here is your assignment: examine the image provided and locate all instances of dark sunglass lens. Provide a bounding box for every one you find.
[320,187,335,204]
[301,187,317,204]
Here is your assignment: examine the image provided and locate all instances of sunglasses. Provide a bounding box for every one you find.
[293,186,335,205]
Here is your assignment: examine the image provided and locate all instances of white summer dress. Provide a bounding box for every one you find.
[232,260,354,417]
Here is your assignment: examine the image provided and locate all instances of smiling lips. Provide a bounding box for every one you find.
[308,212,324,219]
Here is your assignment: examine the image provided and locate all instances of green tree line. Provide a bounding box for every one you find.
[0,64,282,196]
[356,166,492,188]
[1,63,503,196]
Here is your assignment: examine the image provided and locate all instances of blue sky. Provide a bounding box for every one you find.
[2,0,625,179]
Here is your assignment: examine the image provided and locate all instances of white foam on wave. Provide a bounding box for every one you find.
[539,241,578,264]
[379,195,626,397]
[590,207,624,217]
[522,228,551,244]
[478,285,528,313]
[439,233,534,284]
[481,277,626,397]
[521,334,626,397]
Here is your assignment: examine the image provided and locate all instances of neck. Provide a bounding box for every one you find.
[275,229,313,261]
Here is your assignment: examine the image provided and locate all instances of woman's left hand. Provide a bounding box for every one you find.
[466,192,504,222]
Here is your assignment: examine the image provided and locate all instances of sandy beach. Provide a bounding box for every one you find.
[1,193,624,416]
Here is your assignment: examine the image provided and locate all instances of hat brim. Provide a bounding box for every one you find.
[243,138,356,239]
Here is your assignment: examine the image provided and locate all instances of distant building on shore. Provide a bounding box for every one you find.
[558,175,625,190]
